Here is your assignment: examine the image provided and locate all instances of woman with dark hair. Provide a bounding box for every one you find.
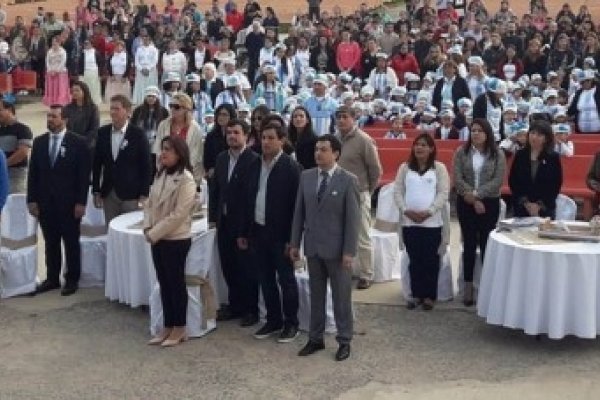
[546,33,576,77]
[522,38,548,78]
[567,70,600,133]
[432,59,471,114]
[509,120,562,219]
[288,106,317,169]
[203,103,237,180]
[497,44,524,81]
[309,35,337,74]
[393,133,450,311]
[420,44,444,79]
[453,119,506,306]
[64,81,100,150]
[248,105,270,153]
[473,77,506,141]
[144,135,197,347]
[263,7,279,31]
[131,86,170,151]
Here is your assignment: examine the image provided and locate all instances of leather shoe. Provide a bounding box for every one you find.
[335,344,351,361]
[298,340,325,357]
[240,313,259,327]
[61,284,78,296]
[216,306,241,321]
[36,280,60,294]
[356,279,371,290]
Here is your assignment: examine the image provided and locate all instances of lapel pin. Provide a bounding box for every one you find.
[121,139,129,150]
[332,191,338,196]
[60,146,66,157]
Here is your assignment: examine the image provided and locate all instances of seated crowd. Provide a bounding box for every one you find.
[2,0,600,360]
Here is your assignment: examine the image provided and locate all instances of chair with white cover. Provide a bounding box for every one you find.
[370,183,402,282]
[79,191,107,287]
[0,194,38,298]
[555,194,577,221]
[457,199,507,297]
[150,229,218,338]
[400,202,454,302]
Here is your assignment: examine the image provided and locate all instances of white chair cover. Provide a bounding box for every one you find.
[400,246,454,302]
[80,191,107,288]
[457,199,506,296]
[150,229,217,338]
[295,269,336,333]
[371,184,402,282]
[0,194,38,298]
[555,194,577,221]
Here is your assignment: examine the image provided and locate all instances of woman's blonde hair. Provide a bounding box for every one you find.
[171,93,193,126]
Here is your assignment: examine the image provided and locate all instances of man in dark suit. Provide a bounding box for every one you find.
[240,122,302,342]
[188,35,213,75]
[92,94,151,225]
[208,118,260,326]
[27,105,91,296]
[290,134,360,362]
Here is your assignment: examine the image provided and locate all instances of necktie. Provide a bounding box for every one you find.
[317,171,329,203]
[50,135,60,167]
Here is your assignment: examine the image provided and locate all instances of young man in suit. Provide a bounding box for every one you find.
[290,134,360,362]
[240,122,302,342]
[208,118,260,327]
[27,105,91,296]
[92,94,151,225]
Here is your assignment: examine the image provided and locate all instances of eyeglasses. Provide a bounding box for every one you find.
[169,104,182,110]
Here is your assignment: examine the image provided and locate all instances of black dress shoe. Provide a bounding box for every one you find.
[61,284,78,296]
[335,344,351,361]
[298,340,325,357]
[36,280,60,294]
[356,279,372,290]
[240,313,259,327]
[216,306,241,321]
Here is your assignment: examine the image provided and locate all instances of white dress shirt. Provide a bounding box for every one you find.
[48,129,67,161]
[111,121,129,160]
[254,151,283,225]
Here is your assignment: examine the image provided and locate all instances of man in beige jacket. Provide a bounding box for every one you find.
[335,106,382,289]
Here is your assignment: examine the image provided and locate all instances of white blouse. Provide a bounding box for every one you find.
[403,169,443,227]
[83,48,98,71]
[194,49,206,70]
[162,50,187,73]
[110,51,127,76]
[46,47,67,72]
[135,44,159,71]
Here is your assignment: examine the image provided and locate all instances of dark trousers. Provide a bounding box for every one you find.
[457,196,500,282]
[39,207,81,286]
[308,6,320,21]
[217,216,258,317]
[151,239,191,327]
[402,226,442,300]
[251,223,299,328]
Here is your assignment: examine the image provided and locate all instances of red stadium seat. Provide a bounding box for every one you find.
[0,73,13,94]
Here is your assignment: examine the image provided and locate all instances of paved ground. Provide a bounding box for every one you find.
[2,101,600,399]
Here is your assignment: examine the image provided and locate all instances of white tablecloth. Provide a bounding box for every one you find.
[477,228,600,339]
[106,211,207,307]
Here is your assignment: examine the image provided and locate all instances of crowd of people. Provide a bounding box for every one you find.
[1,0,600,360]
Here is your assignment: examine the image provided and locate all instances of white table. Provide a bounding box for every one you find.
[477,228,600,339]
[106,211,207,307]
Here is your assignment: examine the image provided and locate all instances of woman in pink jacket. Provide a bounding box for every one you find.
[336,31,362,75]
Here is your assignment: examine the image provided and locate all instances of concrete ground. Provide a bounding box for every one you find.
[2,101,600,399]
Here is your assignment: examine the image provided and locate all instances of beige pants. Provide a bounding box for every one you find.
[103,190,140,226]
[356,191,373,280]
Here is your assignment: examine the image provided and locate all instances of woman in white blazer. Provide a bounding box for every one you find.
[154,93,204,187]
[144,135,197,347]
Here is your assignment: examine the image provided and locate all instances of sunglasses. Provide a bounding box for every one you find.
[169,104,182,110]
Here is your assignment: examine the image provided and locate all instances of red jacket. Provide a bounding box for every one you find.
[226,11,244,33]
[336,41,362,72]
[390,54,420,85]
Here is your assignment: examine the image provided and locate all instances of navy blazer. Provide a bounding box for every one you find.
[208,147,259,234]
[508,148,562,218]
[27,132,90,214]
[241,153,302,242]
[432,76,471,114]
[92,123,151,200]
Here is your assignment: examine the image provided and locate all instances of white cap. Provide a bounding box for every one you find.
[503,102,518,113]
[375,52,388,59]
[313,74,328,86]
[390,86,407,97]
[404,72,420,82]
[144,86,161,98]
[238,103,251,112]
[164,71,181,83]
[552,123,571,135]
[423,105,438,118]
[262,63,276,74]
[457,98,472,109]
[361,85,375,96]
[543,88,558,101]
[226,75,240,87]
[186,73,201,83]
[468,56,484,66]
[439,109,455,119]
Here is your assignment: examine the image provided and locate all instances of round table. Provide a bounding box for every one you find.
[477,228,600,339]
[105,211,207,307]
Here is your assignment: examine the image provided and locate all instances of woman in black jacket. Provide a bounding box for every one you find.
[508,120,562,219]
[288,106,317,169]
[309,35,337,74]
[203,103,237,179]
[431,60,471,115]
[63,80,100,150]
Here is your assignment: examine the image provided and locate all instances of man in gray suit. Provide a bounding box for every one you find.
[290,134,360,362]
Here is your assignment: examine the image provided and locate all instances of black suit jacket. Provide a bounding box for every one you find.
[432,76,471,114]
[241,153,302,242]
[200,78,224,106]
[92,123,151,200]
[188,48,213,73]
[208,147,259,234]
[27,132,90,214]
[508,148,562,218]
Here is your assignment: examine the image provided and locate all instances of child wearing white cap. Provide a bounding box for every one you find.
[417,105,440,136]
[186,73,214,126]
[367,52,399,100]
[502,102,518,139]
[553,123,574,157]
[466,56,487,99]
[456,97,473,140]
[435,109,459,139]
[499,121,528,155]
